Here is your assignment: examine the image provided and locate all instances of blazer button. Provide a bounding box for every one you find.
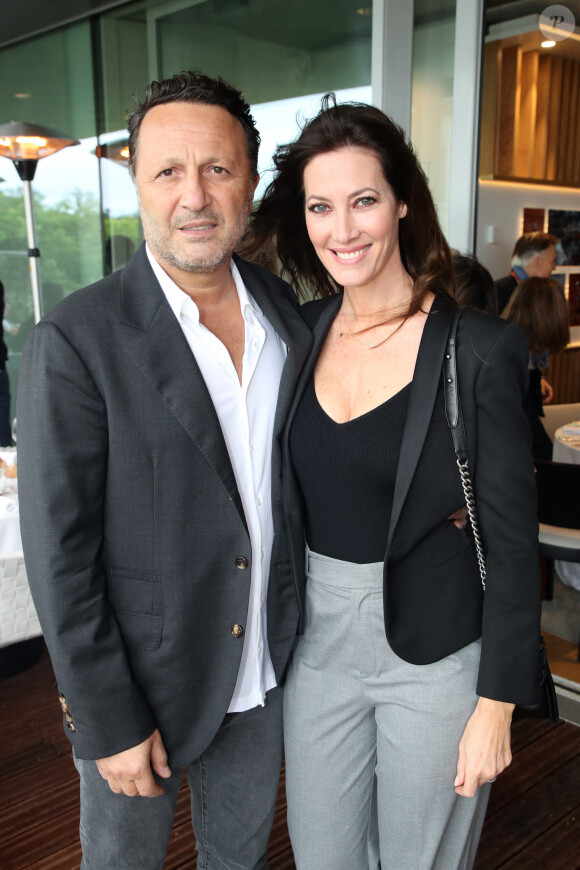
[235,556,249,569]
[232,624,244,638]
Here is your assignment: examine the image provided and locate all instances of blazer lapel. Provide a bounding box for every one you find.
[387,303,455,553]
[118,247,245,524]
[284,294,343,437]
[234,256,313,437]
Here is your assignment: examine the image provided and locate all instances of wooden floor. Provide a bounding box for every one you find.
[1,645,579,870]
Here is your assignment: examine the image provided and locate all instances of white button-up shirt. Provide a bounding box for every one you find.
[146,247,287,712]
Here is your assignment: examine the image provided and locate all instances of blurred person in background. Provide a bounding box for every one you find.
[502,276,569,460]
[495,232,557,314]
[452,252,497,316]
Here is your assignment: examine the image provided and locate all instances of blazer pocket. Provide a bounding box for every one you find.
[418,521,472,567]
[114,611,163,651]
[108,567,164,651]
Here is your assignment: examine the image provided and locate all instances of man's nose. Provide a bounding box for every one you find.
[180,174,211,211]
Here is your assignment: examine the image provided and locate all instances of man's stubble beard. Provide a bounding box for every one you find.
[140,199,252,275]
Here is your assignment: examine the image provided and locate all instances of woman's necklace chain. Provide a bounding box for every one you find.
[338,315,404,350]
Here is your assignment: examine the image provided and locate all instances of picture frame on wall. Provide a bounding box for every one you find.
[568,274,580,326]
[522,207,545,234]
[548,210,580,266]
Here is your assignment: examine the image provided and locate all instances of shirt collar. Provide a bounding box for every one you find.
[511,265,528,283]
[145,244,261,325]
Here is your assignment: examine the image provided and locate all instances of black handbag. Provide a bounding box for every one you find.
[443,309,559,725]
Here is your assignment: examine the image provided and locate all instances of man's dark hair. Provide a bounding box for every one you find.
[511,232,557,267]
[127,70,260,177]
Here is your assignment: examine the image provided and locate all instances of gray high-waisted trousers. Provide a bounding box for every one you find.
[283,549,490,870]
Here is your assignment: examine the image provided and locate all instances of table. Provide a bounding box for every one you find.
[551,427,580,591]
[0,493,42,651]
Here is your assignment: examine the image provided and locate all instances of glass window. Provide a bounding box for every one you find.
[411,0,457,235]
[0,22,101,415]
[98,0,372,220]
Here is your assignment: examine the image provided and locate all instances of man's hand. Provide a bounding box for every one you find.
[96,729,171,797]
[541,377,554,405]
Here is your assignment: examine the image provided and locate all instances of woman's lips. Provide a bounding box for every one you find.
[331,244,371,263]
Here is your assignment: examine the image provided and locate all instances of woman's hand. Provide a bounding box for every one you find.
[454,697,514,797]
[448,506,468,531]
[541,377,554,404]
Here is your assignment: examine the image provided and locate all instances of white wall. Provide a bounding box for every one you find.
[476,180,580,281]
[411,18,455,236]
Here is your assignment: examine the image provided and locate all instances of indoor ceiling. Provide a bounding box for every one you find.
[2,0,580,49]
[0,0,128,47]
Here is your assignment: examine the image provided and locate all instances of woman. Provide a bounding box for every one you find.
[248,96,541,869]
[502,276,569,460]
[452,251,497,315]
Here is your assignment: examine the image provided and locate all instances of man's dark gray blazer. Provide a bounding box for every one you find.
[17,244,312,764]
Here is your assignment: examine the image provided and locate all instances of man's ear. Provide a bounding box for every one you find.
[249,173,260,206]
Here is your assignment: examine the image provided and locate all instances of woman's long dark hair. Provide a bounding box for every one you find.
[244,94,454,309]
[502,277,570,354]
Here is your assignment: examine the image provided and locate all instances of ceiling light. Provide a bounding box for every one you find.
[541,40,556,48]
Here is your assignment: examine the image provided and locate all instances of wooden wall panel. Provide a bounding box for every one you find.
[532,53,551,179]
[516,50,538,178]
[547,346,580,404]
[557,59,572,183]
[489,47,580,185]
[565,62,579,182]
[574,93,580,184]
[479,42,499,176]
[546,55,563,181]
[497,45,521,176]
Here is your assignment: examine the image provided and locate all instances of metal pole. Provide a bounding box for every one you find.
[22,178,43,324]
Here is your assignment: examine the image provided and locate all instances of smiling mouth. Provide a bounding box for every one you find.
[332,245,371,261]
[179,223,217,232]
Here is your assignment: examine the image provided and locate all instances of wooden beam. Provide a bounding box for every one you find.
[480,41,499,177]
[516,50,539,178]
[546,55,563,181]
[497,45,521,176]
[533,53,551,180]
[557,59,572,183]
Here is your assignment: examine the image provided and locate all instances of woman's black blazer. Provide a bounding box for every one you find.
[281,294,542,706]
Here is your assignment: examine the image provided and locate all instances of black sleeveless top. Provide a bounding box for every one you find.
[289,377,410,563]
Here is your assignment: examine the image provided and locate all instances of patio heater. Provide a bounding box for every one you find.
[0,122,79,323]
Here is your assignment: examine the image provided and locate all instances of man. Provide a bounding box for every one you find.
[495,231,558,314]
[495,231,559,406]
[17,71,311,869]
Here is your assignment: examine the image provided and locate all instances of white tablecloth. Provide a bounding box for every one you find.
[0,494,42,648]
[551,428,580,590]
[0,494,22,552]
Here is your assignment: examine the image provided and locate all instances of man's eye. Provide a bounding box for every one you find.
[211,166,226,175]
[159,169,174,177]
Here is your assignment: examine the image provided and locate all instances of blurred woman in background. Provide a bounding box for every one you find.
[502,276,569,460]
[452,251,497,316]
